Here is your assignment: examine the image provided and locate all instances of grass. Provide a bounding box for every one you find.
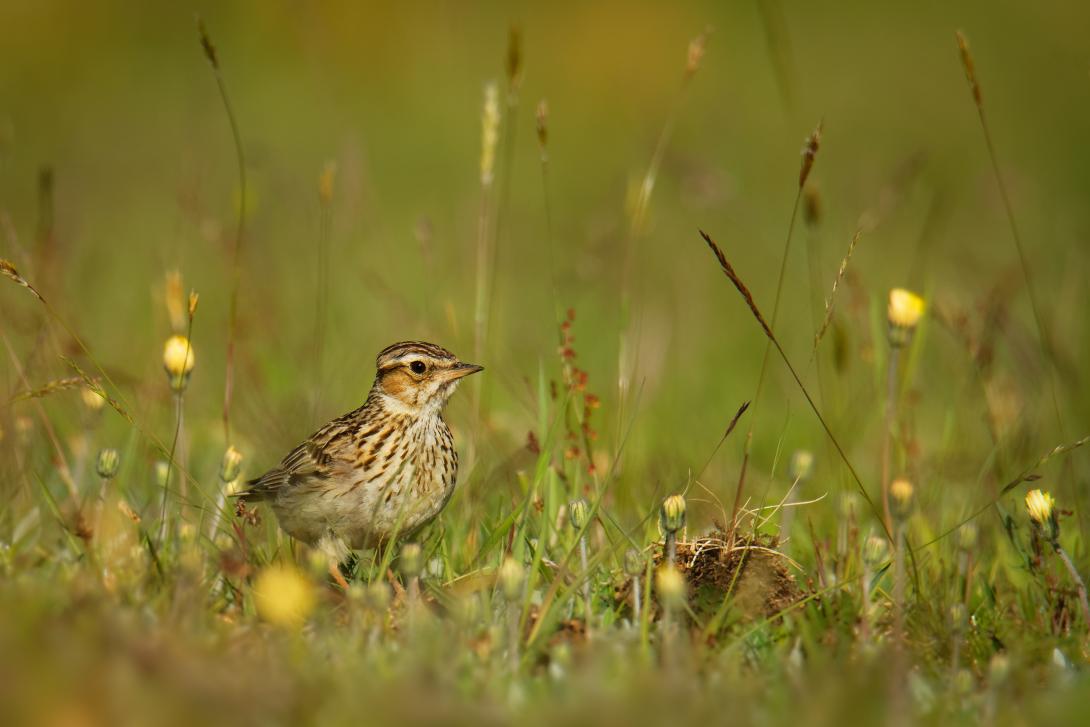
[2,3,1090,724]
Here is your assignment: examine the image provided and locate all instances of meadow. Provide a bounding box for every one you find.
[2,2,1090,724]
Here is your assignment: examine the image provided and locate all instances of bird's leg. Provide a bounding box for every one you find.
[328,561,350,590]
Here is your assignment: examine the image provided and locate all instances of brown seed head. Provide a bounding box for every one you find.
[799,121,823,189]
[506,25,522,87]
[955,31,982,107]
[197,17,219,69]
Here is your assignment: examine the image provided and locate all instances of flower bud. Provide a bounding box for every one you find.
[96,448,120,480]
[887,288,925,347]
[498,556,524,602]
[154,460,170,489]
[789,450,815,482]
[660,494,686,534]
[862,533,890,567]
[366,580,391,612]
[624,548,644,577]
[400,543,423,579]
[219,445,243,483]
[656,565,686,609]
[163,335,196,392]
[568,498,589,531]
[889,478,915,523]
[957,522,978,551]
[426,557,445,581]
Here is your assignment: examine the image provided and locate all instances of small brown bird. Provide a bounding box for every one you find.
[240,341,482,572]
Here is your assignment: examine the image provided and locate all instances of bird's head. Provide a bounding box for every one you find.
[372,341,483,415]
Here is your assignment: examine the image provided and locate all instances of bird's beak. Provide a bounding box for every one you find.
[446,362,484,380]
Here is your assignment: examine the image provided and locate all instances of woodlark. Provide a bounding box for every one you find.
[241,341,482,565]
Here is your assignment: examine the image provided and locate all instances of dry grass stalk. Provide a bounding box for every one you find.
[812,229,862,355]
[700,230,890,540]
[197,16,247,446]
[954,30,1072,515]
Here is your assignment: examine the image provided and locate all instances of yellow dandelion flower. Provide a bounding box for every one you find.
[890,477,915,521]
[1025,489,1055,527]
[253,564,316,628]
[888,288,925,329]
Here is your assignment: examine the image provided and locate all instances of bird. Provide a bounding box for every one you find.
[239,341,482,583]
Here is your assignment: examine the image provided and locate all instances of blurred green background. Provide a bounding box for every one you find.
[4,2,1090,724]
[2,0,1088,545]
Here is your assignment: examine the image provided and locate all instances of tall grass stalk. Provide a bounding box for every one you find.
[197,18,247,447]
[617,30,707,427]
[730,122,821,543]
[700,230,891,540]
[954,31,1076,528]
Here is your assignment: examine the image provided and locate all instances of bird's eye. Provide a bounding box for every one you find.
[410,360,426,374]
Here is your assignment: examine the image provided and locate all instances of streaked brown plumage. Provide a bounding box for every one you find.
[240,341,482,557]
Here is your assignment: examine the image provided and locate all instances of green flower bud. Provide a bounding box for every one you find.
[889,478,915,522]
[956,522,978,551]
[96,448,120,480]
[498,556,524,602]
[399,543,423,578]
[624,548,644,577]
[568,498,589,531]
[660,494,686,534]
[366,580,391,611]
[862,533,890,567]
[219,445,243,483]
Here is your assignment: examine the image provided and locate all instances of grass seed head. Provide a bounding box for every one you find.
[165,271,185,332]
[685,29,709,78]
[535,99,548,150]
[480,82,500,187]
[253,564,316,629]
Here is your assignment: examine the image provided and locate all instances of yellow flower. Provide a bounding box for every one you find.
[890,477,915,521]
[888,288,925,329]
[253,564,316,628]
[656,565,686,609]
[1025,489,1055,526]
[163,335,196,392]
